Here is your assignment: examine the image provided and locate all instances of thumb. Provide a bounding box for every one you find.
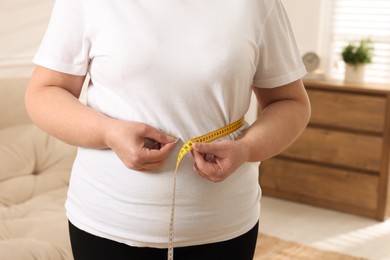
[144,126,177,144]
[192,142,217,154]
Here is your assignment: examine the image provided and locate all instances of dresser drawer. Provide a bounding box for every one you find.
[281,127,383,172]
[260,158,379,211]
[266,80,390,220]
[307,89,387,133]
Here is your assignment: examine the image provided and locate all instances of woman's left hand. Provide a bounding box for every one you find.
[191,79,311,183]
[191,140,250,182]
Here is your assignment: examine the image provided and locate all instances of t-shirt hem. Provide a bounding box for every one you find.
[33,56,88,76]
[67,208,260,249]
[253,66,307,88]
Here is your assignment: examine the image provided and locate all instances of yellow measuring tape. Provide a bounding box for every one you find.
[174,117,245,171]
[168,117,245,260]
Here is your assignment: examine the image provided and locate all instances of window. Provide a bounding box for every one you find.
[329,0,390,83]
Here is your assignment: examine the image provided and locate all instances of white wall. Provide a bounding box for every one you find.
[282,0,333,71]
[0,0,54,78]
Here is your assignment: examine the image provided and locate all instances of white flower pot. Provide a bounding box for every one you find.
[344,64,366,83]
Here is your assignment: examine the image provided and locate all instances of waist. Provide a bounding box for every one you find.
[66,148,260,247]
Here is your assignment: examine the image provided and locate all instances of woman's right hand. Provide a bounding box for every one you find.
[105,120,177,172]
[26,66,176,172]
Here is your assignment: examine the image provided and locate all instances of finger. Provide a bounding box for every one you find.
[139,161,165,172]
[192,149,206,165]
[132,150,175,171]
[192,142,212,153]
[192,142,225,157]
[142,142,176,162]
[133,163,163,172]
[203,153,216,163]
[126,142,175,170]
[192,150,222,176]
[193,161,224,183]
[144,138,161,150]
[122,155,164,172]
[193,162,209,179]
[144,126,177,145]
[192,149,219,169]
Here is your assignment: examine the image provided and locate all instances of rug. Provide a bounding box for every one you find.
[254,234,367,260]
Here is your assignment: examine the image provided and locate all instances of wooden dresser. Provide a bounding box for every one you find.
[259,80,390,220]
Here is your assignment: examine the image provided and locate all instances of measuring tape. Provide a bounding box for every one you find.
[167,117,245,260]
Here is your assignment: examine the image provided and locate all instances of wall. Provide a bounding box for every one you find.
[0,0,54,78]
[282,0,332,71]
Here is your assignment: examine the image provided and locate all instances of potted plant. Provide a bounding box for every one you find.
[341,38,374,83]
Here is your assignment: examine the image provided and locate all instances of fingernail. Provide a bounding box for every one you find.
[171,137,180,143]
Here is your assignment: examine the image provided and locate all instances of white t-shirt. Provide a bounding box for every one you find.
[34,0,306,248]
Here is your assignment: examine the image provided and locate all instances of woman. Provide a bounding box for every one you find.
[25,0,310,259]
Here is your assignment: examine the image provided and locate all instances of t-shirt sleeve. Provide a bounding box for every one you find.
[33,0,90,76]
[253,0,307,88]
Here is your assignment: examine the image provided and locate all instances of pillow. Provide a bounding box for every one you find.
[0,187,74,260]
[0,124,76,206]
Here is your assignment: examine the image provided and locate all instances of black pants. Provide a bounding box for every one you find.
[69,221,258,260]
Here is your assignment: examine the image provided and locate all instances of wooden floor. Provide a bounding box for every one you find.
[259,196,390,260]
